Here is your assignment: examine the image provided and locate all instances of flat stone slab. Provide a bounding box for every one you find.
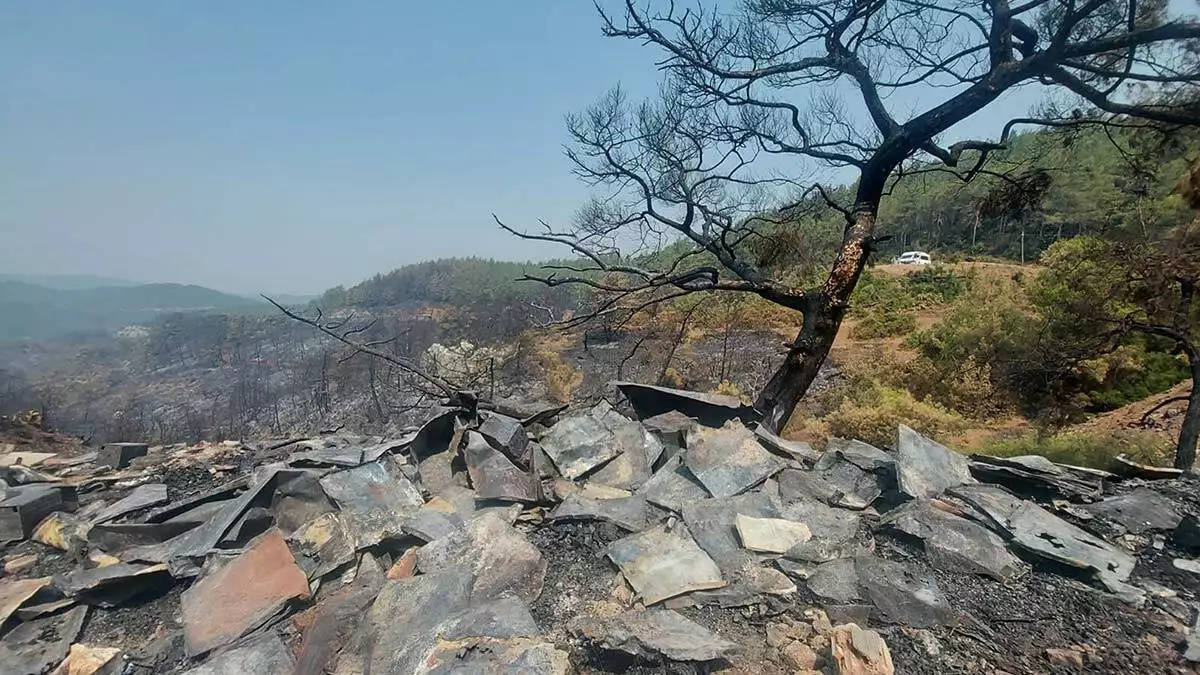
[538,402,626,481]
[684,421,784,498]
[364,569,472,674]
[0,577,51,627]
[951,484,1135,590]
[588,410,665,491]
[318,460,424,549]
[813,439,894,509]
[55,562,170,606]
[90,484,170,526]
[641,410,697,449]
[180,634,294,675]
[808,557,862,603]
[684,493,780,574]
[463,431,537,502]
[423,637,571,675]
[855,554,955,628]
[808,555,953,627]
[755,426,820,464]
[735,514,812,554]
[606,525,726,605]
[779,498,862,563]
[549,492,647,532]
[614,381,760,427]
[287,512,357,579]
[637,456,709,513]
[1080,488,1182,534]
[883,499,1021,581]
[569,609,737,662]
[418,512,546,603]
[967,455,1104,500]
[0,605,87,675]
[894,425,975,499]
[181,530,311,656]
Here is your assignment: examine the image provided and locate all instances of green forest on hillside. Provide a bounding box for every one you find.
[313,125,1191,319]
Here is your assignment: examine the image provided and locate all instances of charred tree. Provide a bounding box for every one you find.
[497,0,1200,431]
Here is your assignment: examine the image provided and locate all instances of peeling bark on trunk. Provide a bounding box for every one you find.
[756,207,879,432]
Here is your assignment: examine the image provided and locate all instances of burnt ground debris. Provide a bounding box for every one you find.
[0,387,1199,673]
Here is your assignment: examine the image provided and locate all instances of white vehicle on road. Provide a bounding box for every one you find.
[892,251,932,265]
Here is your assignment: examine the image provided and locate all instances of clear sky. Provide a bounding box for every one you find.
[1,1,1047,295]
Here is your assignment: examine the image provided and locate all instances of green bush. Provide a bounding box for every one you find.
[852,266,970,320]
[903,265,969,305]
[824,384,968,448]
[1085,348,1189,411]
[979,430,1172,469]
[904,356,1012,420]
[851,309,918,339]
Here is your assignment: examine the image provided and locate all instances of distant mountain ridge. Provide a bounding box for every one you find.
[0,280,264,342]
[0,273,141,291]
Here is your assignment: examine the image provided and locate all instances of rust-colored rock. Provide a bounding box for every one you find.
[386,548,418,580]
[3,553,37,574]
[52,643,122,675]
[1046,647,1085,668]
[0,576,50,625]
[0,571,50,624]
[830,623,894,675]
[181,530,310,656]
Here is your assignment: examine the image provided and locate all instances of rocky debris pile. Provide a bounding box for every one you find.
[0,384,1199,674]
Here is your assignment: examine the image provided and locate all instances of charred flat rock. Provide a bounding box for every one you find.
[4,386,1200,674]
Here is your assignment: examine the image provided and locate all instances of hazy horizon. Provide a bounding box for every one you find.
[3,2,1046,296]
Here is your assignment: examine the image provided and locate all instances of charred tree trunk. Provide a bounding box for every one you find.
[1176,358,1200,471]
[756,204,879,432]
[754,297,842,432]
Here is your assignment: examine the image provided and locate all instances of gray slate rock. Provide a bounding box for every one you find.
[894,425,975,499]
[538,402,626,481]
[550,492,647,531]
[569,609,737,662]
[417,512,546,603]
[1080,487,1182,534]
[181,634,294,675]
[605,525,726,605]
[318,460,424,549]
[423,638,570,674]
[883,499,1021,581]
[0,605,87,675]
[951,484,1135,591]
[637,456,709,513]
[462,431,537,502]
[813,439,894,509]
[807,557,862,603]
[855,554,956,628]
[755,426,821,464]
[478,411,531,465]
[779,497,862,563]
[588,407,665,490]
[90,483,169,524]
[684,422,784,498]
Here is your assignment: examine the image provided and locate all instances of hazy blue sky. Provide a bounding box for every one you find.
[1,2,1047,295]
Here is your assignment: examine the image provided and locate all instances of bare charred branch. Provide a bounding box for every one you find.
[263,296,455,397]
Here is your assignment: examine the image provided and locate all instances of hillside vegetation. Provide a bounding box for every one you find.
[0,281,264,341]
[0,124,1195,470]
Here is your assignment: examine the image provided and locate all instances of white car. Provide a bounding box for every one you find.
[892,251,932,265]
